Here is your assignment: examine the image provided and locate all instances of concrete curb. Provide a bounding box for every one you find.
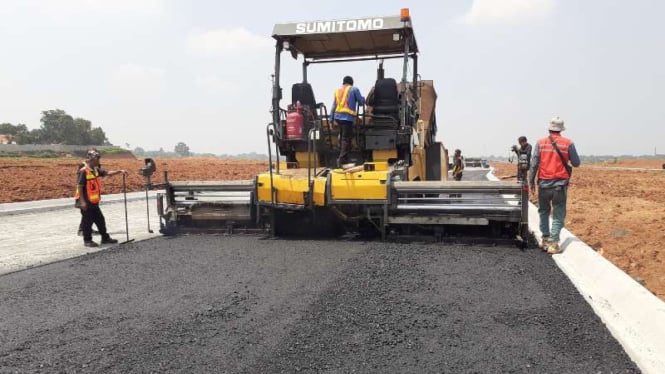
[0,191,163,217]
[487,168,665,373]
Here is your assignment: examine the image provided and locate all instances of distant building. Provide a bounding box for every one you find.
[0,134,14,144]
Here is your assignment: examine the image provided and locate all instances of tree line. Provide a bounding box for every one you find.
[0,109,109,145]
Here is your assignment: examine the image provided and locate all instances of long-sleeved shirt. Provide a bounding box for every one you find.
[331,85,365,122]
[529,140,581,188]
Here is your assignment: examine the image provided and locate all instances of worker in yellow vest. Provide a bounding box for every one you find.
[331,76,365,168]
[452,149,464,181]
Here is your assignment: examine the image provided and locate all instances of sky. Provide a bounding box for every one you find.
[0,0,663,157]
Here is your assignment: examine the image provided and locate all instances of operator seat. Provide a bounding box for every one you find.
[291,83,317,112]
[370,78,399,120]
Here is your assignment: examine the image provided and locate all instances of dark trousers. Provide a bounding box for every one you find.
[79,210,99,234]
[80,204,109,242]
[337,120,354,166]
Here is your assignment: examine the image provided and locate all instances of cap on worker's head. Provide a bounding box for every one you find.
[86,149,101,161]
[548,116,565,132]
[454,149,461,154]
[343,76,354,85]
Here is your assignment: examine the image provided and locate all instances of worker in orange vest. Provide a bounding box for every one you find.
[75,149,127,247]
[331,76,365,168]
[76,159,98,236]
[76,149,102,236]
[529,116,581,254]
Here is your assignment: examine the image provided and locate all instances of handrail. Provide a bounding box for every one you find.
[266,123,276,207]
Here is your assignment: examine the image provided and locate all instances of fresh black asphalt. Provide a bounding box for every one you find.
[0,234,638,373]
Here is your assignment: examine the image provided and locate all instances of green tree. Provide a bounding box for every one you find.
[0,123,36,144]
[40,109,75,144]
[22,128,42,144]
[15,125,36,144]
[38,109,109,145]
[0,123,18,135]
[73,118,93,145]
[88,127,109,145]
[174,142,190,157]
[133,147,145,156]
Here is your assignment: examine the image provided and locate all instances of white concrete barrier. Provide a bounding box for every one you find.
[0,191,163,217]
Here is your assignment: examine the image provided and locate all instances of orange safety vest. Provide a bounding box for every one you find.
[74,166,102,204]
[537,135,573,180]
[334,85,357,116]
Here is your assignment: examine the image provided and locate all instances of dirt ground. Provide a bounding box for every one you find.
[0,158,269,203]
[493,160,665,300]
[1,157,663,299]
[593,159,665,169]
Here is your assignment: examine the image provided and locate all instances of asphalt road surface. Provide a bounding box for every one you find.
[0,235,638,373]
[449,167,491,182]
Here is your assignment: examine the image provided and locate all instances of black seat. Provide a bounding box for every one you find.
[292,83,317,111]
[370,78,399,118]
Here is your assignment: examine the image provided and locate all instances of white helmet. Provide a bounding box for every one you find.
[548,116,565,132]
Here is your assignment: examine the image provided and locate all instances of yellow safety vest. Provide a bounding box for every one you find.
[335,85,357,116]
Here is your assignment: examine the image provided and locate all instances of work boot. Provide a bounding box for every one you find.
[101,237,118,244]
[84,241,99,248]
[546,242,561,255]
[540,235,551,251]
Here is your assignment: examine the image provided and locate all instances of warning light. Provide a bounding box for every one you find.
[400,8,410,21]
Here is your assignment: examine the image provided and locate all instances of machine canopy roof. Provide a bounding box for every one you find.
[272,15,418,60]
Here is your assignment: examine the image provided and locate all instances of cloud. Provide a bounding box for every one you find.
[460,0,556,26]
[186,28,273,57]
[28,0,164,17]
[194,74,237,93]
[108,63,166,99]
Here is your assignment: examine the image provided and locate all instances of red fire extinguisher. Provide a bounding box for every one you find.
[286,101,304,140]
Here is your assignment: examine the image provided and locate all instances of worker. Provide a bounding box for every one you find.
[512,136,533,181]
[76,159,98,236]
[529,116,581,254]
[76,149,127,247]
[517,136,532,164]
[452,149,464,181]
[331,75,365,168]
[76,149,100,236]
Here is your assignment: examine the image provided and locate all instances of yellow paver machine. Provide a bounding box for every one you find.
[157,9,529,245]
